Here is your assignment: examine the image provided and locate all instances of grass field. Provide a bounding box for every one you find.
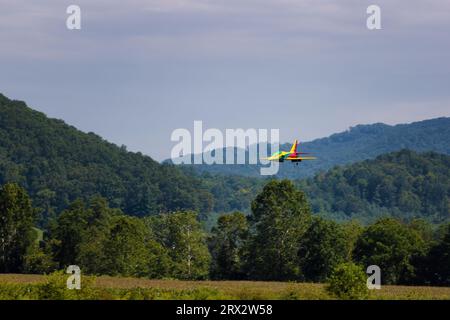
[0,274,449,300]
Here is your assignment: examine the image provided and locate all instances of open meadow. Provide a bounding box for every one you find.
[0,274,449,300]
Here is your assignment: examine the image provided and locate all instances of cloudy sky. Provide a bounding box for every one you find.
[1,0,449,160]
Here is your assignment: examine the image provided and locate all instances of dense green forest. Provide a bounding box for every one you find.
[1,181,449,286]
[173,117,450,179]
[0,92,448,286]
[299,150,450,223]
[1,93,449,225]
[0,94,261,223]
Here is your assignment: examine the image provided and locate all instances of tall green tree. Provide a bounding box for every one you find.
[209,212,248,279]
[100,216,168,277]
[341,220,364,261]
[298,217,348,282]
[49,197,119,268]
[246,180,311,280]
[0,183,37,272]
[149,212,211,280]
[49,200,90,267]
[353,218,426,284]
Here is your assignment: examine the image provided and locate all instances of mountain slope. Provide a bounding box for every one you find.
[298,150,450,223]
[0,93,259,220]
[173,118,450,179]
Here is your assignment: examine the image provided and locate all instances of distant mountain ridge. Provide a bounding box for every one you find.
[171,117,450,179]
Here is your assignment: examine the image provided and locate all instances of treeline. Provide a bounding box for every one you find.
[1,181,449,286]
[299,150,450,223]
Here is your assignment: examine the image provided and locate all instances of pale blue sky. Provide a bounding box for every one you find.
[1,0,449,160]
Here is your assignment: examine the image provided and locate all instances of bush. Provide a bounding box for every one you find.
[0,284,38,300]
[23,249,58,274]
[35,271,100,300]
[326,263,368,300]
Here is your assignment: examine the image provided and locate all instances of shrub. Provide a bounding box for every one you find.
[23,249,58,274]
[35,271,100,300]
[326,263,368,300]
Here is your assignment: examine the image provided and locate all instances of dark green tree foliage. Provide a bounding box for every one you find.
[2,94,449,225]
[299,150,450,222]
[99,216,167,277]
[195,172,265,214]
[209,212,248,279]
[353,218,426,284]
[148,212,211,280]
[0,183,37,272]
[0,180,449,285]
[50,197,119,268]
[0,94,252,221]
[50,197,170,277]
[340,220,364,261]
[408,218,435,244]
[418,223,450,286]
[246,180,311,280]
[298,217,348,282]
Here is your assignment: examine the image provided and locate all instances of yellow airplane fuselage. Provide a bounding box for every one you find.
[266,140,316,163]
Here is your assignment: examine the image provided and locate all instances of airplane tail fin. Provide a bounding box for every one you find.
[289,139,298,154]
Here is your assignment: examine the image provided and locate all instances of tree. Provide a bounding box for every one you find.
[408,218,435,244]
[49,196,171,278]
[341,220,364,261]
[246,180,311,280]
[0,183,37,272]
[49,200,90,267]
[298,217,348,282]
[100,216,168,277]
[75,197,121,274]
[419,223,450,285]
[149,212,211,280]
[353,218,425,284]
[35,188,57,227]
[209,212,248,279]
[49,197,119,269]
[326,262,368,300]
[23,245,58,274]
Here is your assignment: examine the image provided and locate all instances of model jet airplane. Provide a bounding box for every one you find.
[264,140,316,165]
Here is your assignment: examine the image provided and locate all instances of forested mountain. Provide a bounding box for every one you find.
[1,93,449,225]
[0,93,260,221]
[173,117,450,179]
[298,150,450,223]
